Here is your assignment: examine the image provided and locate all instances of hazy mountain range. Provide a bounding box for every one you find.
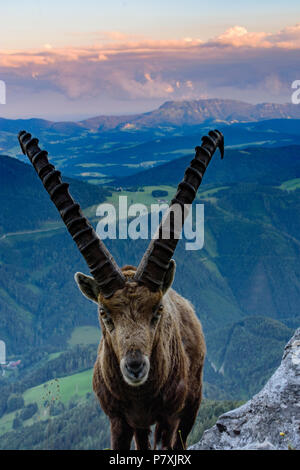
[2,99,300,135]
[1,99,300,183]
[80,99,300,130]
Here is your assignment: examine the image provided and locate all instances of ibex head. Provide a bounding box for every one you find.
[76,262,175,386]
[18,129,224,388]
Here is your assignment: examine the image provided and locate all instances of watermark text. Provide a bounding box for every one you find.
[0,340,6,364]
[291,80,300,104]
[0,80,6,104]
[96,197,205,251]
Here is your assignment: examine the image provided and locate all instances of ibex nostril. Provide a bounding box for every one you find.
[126,359,144,374]
[122,353,149,383]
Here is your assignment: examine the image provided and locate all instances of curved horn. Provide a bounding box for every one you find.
[134,129,224,291]
[18,130,125,298]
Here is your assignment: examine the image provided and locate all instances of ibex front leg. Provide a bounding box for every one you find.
[110,417,134,450]
[155,416,180,450]
[134,428,151,450]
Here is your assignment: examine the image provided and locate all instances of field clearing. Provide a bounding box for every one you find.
[23,368,94,408]
[0,368,94,436]
[106,185,176,207]
[198,186,230,197]
[279,178,300,191]
[68,326,100,347]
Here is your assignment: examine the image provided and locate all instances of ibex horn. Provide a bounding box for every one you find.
[134,129,224,291]
[18,131,125,298]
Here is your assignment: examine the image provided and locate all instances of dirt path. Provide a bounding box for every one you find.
[0,225,64,241]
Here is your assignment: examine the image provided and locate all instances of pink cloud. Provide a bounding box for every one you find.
[213,26,271,48]
[0,23,299,71]
[268,23,300,48]
[212,23,300,49]
[0,23,299,118]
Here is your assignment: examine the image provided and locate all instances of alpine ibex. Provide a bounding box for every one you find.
[18,129,224,450]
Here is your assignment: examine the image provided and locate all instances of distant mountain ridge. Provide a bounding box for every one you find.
[2,99,300,133]
[1,103,300,182]
[81,99,300,130]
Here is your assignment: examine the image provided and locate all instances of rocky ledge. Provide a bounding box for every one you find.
[190,328,300,450]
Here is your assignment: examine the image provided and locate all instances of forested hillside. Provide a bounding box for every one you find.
[116,145,300,187]
[0,156,111,234]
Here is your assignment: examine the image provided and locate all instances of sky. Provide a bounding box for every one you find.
[0,0,300,120]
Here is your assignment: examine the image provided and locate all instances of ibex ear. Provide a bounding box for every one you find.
[75,272,100,303]
[162,259,176,294]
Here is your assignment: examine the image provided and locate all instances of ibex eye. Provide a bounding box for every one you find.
[99,308,114,330]
[152,304,163,313]
[100,306,110,316]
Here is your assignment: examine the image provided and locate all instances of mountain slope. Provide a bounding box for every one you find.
[205,317,293,398]
[0,155,111,234]
[115,145,300,187]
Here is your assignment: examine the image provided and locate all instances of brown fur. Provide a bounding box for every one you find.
[91,266,206,450]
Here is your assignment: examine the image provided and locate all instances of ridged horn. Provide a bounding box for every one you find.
[134,129,224,291]
[18,130,125,298]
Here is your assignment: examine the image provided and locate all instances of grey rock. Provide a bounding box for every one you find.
[189,328,300,450]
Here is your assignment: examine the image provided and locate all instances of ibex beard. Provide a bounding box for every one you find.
[75,263,206,450]
[18,128,224,450]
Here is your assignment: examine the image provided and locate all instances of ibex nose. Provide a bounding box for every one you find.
[121,350,150,385]
[126,357,145,377]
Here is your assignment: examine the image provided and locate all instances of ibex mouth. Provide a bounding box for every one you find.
[120,353,150,387]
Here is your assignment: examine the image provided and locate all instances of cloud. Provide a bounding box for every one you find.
[211,23,300,49]
[0,23,300,118]
[268,23,300,48]
[213,26,271,48]
[0,23,299,70]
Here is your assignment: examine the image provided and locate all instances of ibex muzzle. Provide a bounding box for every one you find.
[121,350,150,386]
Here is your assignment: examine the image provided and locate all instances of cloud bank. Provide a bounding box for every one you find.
[0,23,299,119]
